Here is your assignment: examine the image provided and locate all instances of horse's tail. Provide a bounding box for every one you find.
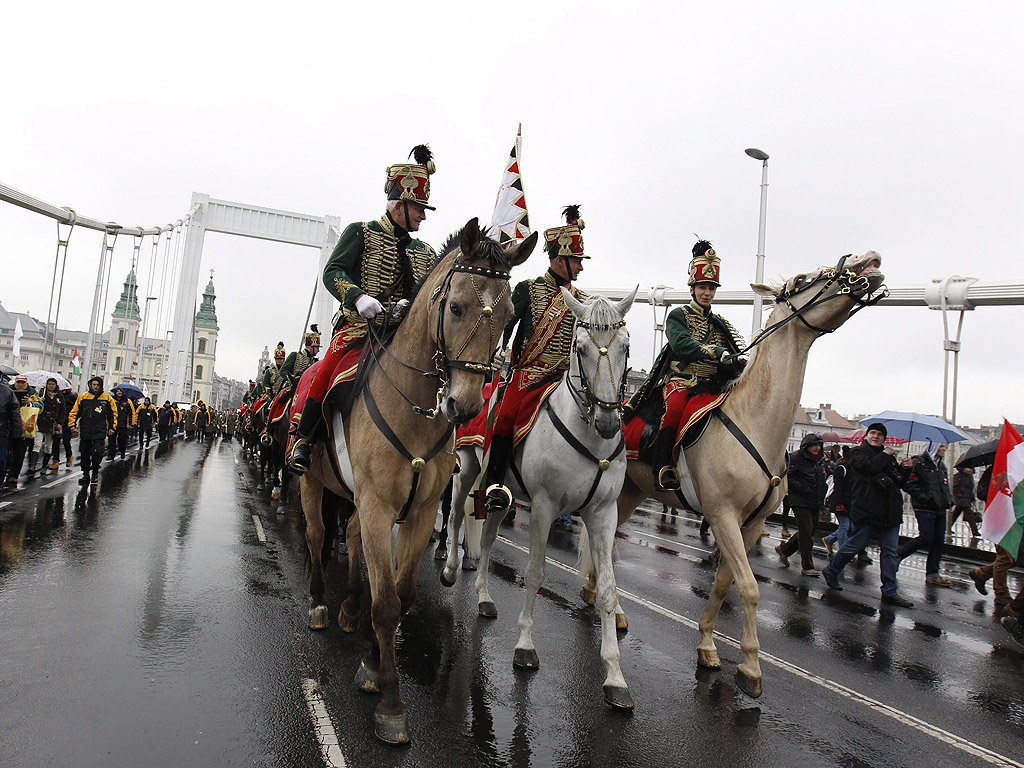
[576,524,593,585]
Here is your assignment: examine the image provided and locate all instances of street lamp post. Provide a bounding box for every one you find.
[745,148,770,340]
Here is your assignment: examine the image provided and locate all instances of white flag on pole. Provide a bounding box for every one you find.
[487,124,530,244]
[12,318,23,358]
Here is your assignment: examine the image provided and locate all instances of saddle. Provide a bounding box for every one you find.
[623,388,729,464]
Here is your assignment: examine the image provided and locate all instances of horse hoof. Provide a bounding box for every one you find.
[735,669,763,698]
[478,601,497,618]
[308,605,329,631]
[439,568,457,588]
[697,648,721,670]
[615,613,629,633]
[271,488,281,500]
[603,685,635,710]
[580,585,596,606]
[338,606,359,633]
[256,483,264,491]
[373,711,410,745]
[355,660,380,693]
[433,546,448,561]
[461,557,478,572]
[513,648,539,669]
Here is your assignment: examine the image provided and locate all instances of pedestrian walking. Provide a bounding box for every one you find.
[59,388,77,467]
[949,465,980,538]
[68,376,117,485]
[36,377,66,473]
[5,375,40,487]
[136,397,158,447]
[107,387,135,459]
[823,446,852,556]
[194,401,210,443]
[823,423,916,607]
[897,443,955,587]
[0,370,23,486]
[775,433,828,576]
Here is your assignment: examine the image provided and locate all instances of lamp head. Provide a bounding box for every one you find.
[745,148,769,161]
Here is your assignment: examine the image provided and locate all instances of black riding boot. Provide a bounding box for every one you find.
[288,398,323,473]
[652,428,681,492]
[483,434,515,512]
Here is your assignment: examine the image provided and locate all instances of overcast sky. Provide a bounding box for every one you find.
[3,1,1021,427]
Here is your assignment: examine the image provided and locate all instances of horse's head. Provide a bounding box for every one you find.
[562,287,638,439]
[433,218,538,425]
[753,251,886,337]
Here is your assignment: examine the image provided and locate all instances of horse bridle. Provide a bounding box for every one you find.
[566,317,629,426]
[739,254,887,355]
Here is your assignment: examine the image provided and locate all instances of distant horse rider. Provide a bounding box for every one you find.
[289,145,439,473]
[280,325,321,388]
[626,240,744,491]
[481,204,590,514]
[259,343,288,399]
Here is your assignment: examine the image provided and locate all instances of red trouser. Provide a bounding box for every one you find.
[659,381,692,432]
[307,321,367,402]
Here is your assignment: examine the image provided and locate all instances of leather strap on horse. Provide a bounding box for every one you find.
[713,409,783,528]
[544,400,625,513]
[363,384,454,524]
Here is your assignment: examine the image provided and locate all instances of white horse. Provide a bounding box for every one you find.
[440,289,638,709]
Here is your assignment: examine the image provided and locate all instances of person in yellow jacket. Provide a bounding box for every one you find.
[107,387,136,460]
[68,376,117,485]
[136,397,159,447]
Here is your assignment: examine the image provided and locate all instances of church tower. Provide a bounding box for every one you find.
[192,272,219,403]
[108,269,141,386]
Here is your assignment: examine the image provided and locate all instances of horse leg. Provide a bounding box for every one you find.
[512,499,555,670]
[435,477,452,561]
[394,503,436,615]
[462,513,482,571]
[357,503,409,744]
[596,473,647,630]
[586,509,633,709]
[441,455,476,584]
[300,475,329,630]
[698,515,764,698]
[338,512,363,633]
[474,492,506,618]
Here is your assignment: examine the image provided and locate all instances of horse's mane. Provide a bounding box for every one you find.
[412,222,510,300]
[576,294,620,328]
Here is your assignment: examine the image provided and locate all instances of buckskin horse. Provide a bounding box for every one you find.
[440,289,638,709]
[585,251,886,699]
[298,220,537,744]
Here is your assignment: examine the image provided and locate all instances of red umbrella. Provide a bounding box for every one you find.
[843,429,908,446]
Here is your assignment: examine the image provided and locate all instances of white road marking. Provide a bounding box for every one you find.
[252,515,266,543]
[42,473,82,489]
[301,678,348,768]
[0,501,11,510]
[497,535,1024,768]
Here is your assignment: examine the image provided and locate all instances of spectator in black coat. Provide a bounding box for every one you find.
[0,371,24,485]
[898,444,955,587]
[775,433,828,575]
[949,465,979,538]
[37,378,66,473]
[823,423,915,607]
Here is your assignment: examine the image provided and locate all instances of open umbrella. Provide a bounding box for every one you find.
[111,382,144,400]
[21,369,72,390]
[0,364,20,377]
[954,438,999,469]
[859,410,969,446]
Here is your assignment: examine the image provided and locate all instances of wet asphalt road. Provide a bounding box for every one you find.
[0,437,1021,768]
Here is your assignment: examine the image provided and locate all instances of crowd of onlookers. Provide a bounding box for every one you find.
[0,369,239,489]
[768,424,1023,648]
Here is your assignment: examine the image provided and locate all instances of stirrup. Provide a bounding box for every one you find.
[259,431,272,446]
[288,438,312,473]
[656,466,681,492]
[484,483,513,512]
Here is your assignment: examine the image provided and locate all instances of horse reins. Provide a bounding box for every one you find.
[566,317,629,425]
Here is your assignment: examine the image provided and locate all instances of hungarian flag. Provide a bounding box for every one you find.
[980,420,1024,560]
[71,348,81,375]
[487,124,530,244]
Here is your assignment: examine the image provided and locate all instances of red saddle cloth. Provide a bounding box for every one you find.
[267,387,293,425]
[624,391,727,461]
[455,381,495,449]
[251,394,269,415]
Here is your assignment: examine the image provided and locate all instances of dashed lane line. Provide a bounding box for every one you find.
[0,501,11,510]
[252,514,267,543]
[41,472,82,489]
[301,678,348,768]
[497,535,1024,768]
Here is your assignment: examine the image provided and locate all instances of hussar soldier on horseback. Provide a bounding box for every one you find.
[628,240,744,492]
[289,145,439,473]
[257,343,287,398]
[280,325,321,387]
[481,204,590,513]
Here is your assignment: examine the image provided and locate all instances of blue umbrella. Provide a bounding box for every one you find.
[859,410,969,446]
[112,382,144,401]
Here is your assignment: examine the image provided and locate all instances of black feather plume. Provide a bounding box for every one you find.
[309,323,318,333]
[692,239,714,258]
[410,144,433,165]
[562,204,581,224]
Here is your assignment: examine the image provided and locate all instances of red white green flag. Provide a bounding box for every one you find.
[487,124,530,245]
[72,348,81,376]
[980,420,1024,559]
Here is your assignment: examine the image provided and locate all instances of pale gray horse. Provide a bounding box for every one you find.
[441,288,637,709]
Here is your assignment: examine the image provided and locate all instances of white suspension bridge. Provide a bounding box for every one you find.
[3,182,1022,423]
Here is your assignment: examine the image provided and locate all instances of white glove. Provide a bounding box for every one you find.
[395,299,410,312]
[355,294,384,319]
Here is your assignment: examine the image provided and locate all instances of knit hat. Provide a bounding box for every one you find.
[865,422,887,438]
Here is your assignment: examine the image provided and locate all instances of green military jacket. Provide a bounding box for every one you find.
[280,349,317,385]
[661,301,741,388]
[504,269,588,375]
[322,213,437,326]
[260,363,285,397]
